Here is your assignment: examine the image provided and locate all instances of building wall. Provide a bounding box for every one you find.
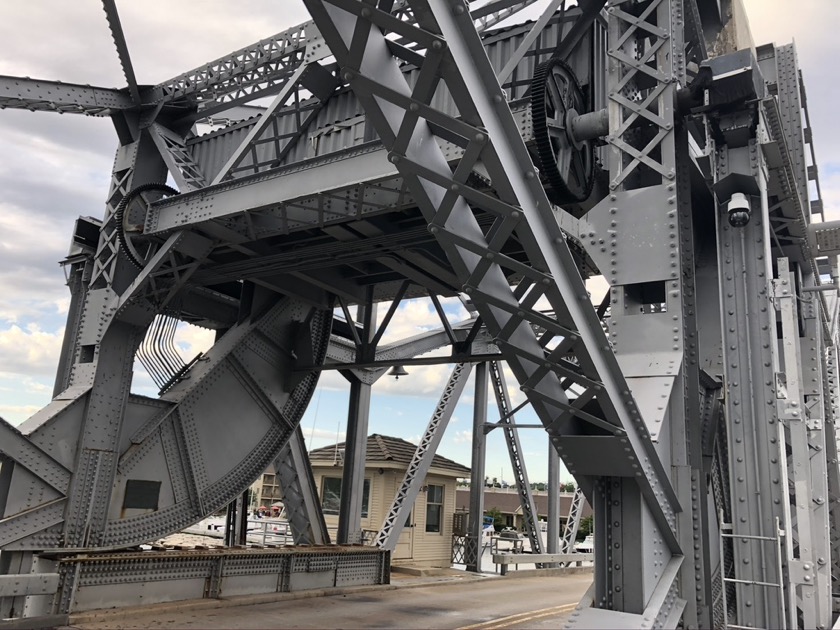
[311,464,460,567]
[250,467,282,511]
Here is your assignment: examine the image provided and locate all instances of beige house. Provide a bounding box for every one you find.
[309,434,470,568]
[250,464,282,512]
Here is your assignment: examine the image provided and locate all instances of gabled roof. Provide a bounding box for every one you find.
[309,434,470,477]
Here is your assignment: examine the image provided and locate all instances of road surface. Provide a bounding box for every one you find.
[66,571,593,629]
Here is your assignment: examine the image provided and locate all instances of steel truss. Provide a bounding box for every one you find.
[1,1,839,628]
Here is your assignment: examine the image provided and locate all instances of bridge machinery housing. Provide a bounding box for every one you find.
[1,1,839,628]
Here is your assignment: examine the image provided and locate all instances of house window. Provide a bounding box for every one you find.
[321,477,370,517]
[425,484,444,533]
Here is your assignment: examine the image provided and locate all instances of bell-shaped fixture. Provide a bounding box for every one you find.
[388,365,409,380]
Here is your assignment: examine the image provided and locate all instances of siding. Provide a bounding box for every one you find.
[409,473,457,567]
[311,464,461,567]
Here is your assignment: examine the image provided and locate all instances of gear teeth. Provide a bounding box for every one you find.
[530,58,595,206]
[115,183,179,269]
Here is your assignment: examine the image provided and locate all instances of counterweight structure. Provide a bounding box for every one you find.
[0,1,838,628]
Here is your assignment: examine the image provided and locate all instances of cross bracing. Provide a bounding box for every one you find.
[1,1,839,628]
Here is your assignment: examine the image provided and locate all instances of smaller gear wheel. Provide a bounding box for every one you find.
[115,183,179,268]
[530,58,595,205]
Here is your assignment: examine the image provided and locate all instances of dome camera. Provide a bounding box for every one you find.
[727,192,751,228]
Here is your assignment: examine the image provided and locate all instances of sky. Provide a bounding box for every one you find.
[0,0,838,485]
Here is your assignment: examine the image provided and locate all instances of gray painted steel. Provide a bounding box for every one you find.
[1,1,838,628]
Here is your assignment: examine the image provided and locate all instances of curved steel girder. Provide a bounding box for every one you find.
[0,298,332,550]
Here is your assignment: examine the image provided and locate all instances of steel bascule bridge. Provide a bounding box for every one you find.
[1,0,839,627]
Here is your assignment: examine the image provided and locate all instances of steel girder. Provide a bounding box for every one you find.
[1,1,839,627]
[488,360,543,556]
[148,2,538,116]
[560,486,585,554]
[375,362,472,551]
[704,38,839,629]
[302,1,683,625]
[0,76,132,116]
[274,428,331,545]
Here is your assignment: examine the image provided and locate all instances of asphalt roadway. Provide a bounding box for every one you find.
[64,570,593,629]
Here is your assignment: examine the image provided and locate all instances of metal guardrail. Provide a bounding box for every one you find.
[491,552,594,575]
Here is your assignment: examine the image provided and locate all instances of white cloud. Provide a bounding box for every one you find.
[0,404,41,423]
[174,323,216,358]
[453,430,473,444]
[0,323,64,380]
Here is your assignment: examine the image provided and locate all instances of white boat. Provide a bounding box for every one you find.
[574,534,594,553]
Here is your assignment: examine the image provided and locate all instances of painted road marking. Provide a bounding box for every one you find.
[457,603,579,629]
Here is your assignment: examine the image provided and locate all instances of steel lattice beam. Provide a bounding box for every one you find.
[488,361,542,556]
[375,362,472,551]
[0,76,132,115]
[2,1,839,627]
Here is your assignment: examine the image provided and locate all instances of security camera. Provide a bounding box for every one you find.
[727,192,751,227]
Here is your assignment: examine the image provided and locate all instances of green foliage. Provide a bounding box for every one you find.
[562,482,577,492]
[485,506,505,530]
[576,515,593,541]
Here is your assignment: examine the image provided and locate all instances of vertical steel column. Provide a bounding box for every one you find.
[466,362,488,573]
[672,128,713,630]
[799,270,832,625]
[715,150,786,629]
[547,442,560,556]
[52,250,93,397]
[822,344,840,595]
[775,258,827,629]
[337,377,372,544]
[337,300,376,544]
[585,0,689,621]
[58,118,168,550]
[224,491,248,546]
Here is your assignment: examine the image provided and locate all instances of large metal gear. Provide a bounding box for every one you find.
[530,58,594,205]
[115,183,179,268]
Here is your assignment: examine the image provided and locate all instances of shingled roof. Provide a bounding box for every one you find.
[309,434,470,477]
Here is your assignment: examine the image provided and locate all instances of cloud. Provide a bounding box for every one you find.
[453,430,473,444]
[174,323,216,358]
[0,2,311,88]
[0,323,64,381]
[0,404,42,423]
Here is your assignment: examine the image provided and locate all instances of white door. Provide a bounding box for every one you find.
[392,510,415,560]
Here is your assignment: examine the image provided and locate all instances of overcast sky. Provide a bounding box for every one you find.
[0,1,837,484]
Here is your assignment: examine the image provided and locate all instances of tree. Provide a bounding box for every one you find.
[576,515,593,541]
[485,506,505,530]
[562,482,576,492]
